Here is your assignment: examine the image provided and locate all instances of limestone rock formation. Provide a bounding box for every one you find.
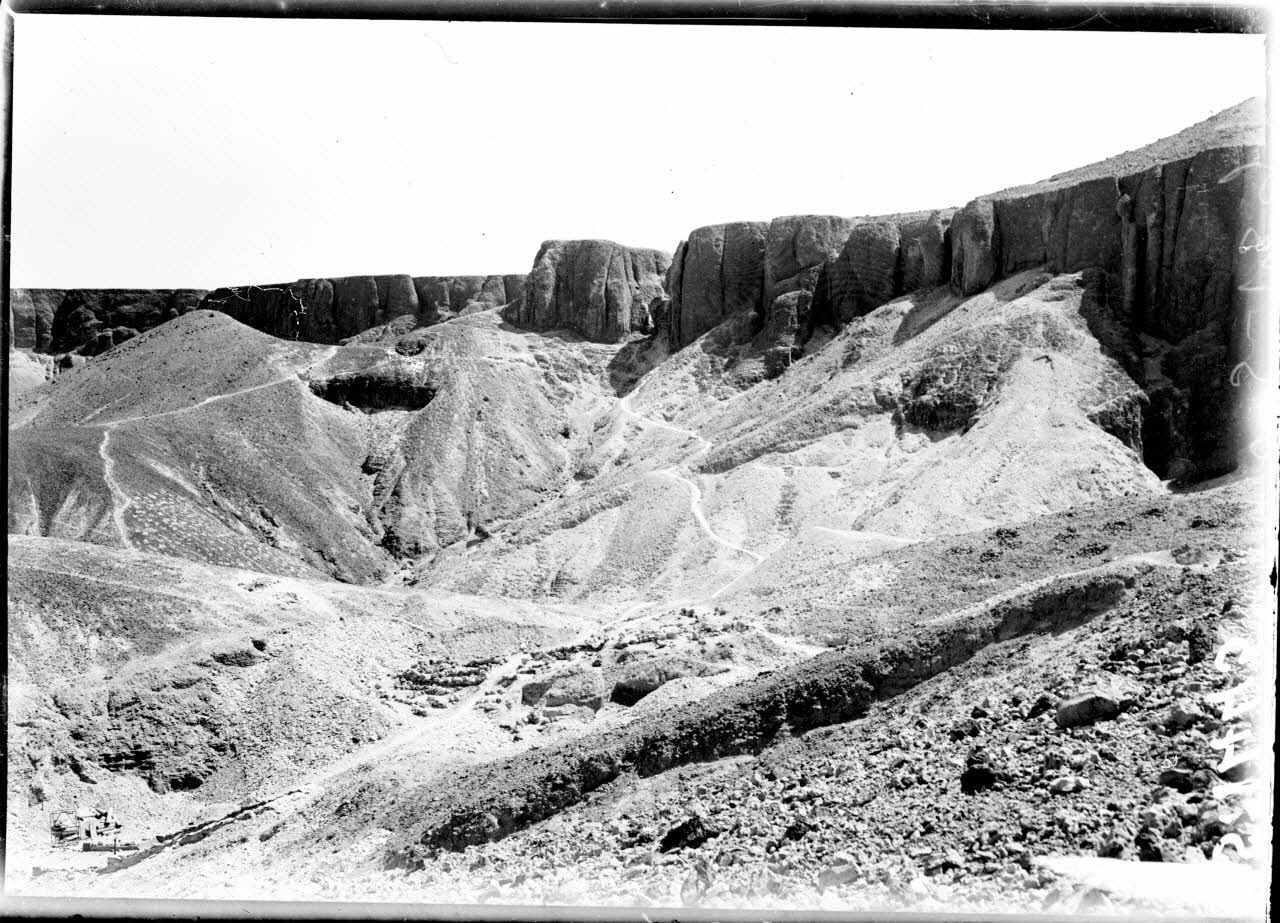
[2,100,1269,913]
[758,215,857,366]
[197,273,525,345]
[654,102,1261,478]
[666,222,768,349]
[414,275,522,325]
[508,239,671,342]
[940,104,1264,481]
[7,349,52,395]
[661,211,954,364]
[8,289,206,355]
[819,210,955,325]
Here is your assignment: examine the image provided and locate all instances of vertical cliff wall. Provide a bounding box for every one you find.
[656,100,1263,481]
[200,273,525,343]
[944,140,1262,480]
[508,240,671,343]
[8,289,208,355]
[666,222,769,349]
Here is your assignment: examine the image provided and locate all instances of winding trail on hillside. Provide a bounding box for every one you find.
[619,393,757,564]
[82,346,340,429]
[610,392,767,618]
[617,393,707,448]
[97,429,135,551]
[654,466,764,567]
[87,347,340,549]
[91,378,297,428]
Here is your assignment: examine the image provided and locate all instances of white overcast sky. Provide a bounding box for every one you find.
[8,16,1269,288]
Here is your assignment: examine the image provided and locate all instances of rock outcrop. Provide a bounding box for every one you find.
[654,100,1263,480]
[757,215,857,370]
[508,240,671,342]
[7,275,527,357]
[8,289,207,355]
[666,222,768,349]
[201,273,525,344]
[414,275,524,325]
[662,211,954,372]
[942,114,1263,480]
[817,209,954,326]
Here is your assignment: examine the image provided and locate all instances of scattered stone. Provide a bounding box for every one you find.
[659,816,720,853]
[1054,692,1120,728]
[1048,776,1087,795]
[960,747,1003,794]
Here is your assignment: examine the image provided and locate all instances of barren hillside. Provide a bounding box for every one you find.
[5,98,1271,915]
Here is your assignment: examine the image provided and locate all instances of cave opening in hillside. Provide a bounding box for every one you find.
[309,376,436,413]
[609,681,652,707]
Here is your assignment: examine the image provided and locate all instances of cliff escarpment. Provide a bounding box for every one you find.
[506,239,672,343]
[656,99,1264,480]
[6,274,527,357]
[8,101,1262,483]
[8,289,208,355]
[945,109,1263,481]
[199,273,526,344]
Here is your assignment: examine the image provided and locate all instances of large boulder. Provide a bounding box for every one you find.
[522,664,610,712]
[1054,691,1122,728]
[509,239,671,343]
[609,653,724,706]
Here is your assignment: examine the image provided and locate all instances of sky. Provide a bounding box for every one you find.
[7,16,1269,288]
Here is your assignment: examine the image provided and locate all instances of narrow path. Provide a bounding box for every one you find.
[88,377,299,549]
[82,347,341,551]
[85,378,298,429]
[620,392,762,568]
[608,391,767,621]
[807,525,918,549]
[612,395,922,616]
[79,345,338,428]
[617,393,705,446]
[97,429,135,551]
[654,466,763,566]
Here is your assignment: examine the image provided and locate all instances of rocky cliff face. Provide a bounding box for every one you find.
[755,215,858,370]
[7,274,527,355]
[663,211,954,372]
[8,289,207,356]
[666,222,768,349]
[10,103,1261,483]
[945,143,1263,481]
[820,210,953,325]
[655,101,1263,481]
[508,240,671,343]
[200,273,525,344]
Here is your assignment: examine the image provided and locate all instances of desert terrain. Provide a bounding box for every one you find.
[5,98,1273,915]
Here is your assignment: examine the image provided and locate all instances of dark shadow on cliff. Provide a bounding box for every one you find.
[606,334,670,397]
